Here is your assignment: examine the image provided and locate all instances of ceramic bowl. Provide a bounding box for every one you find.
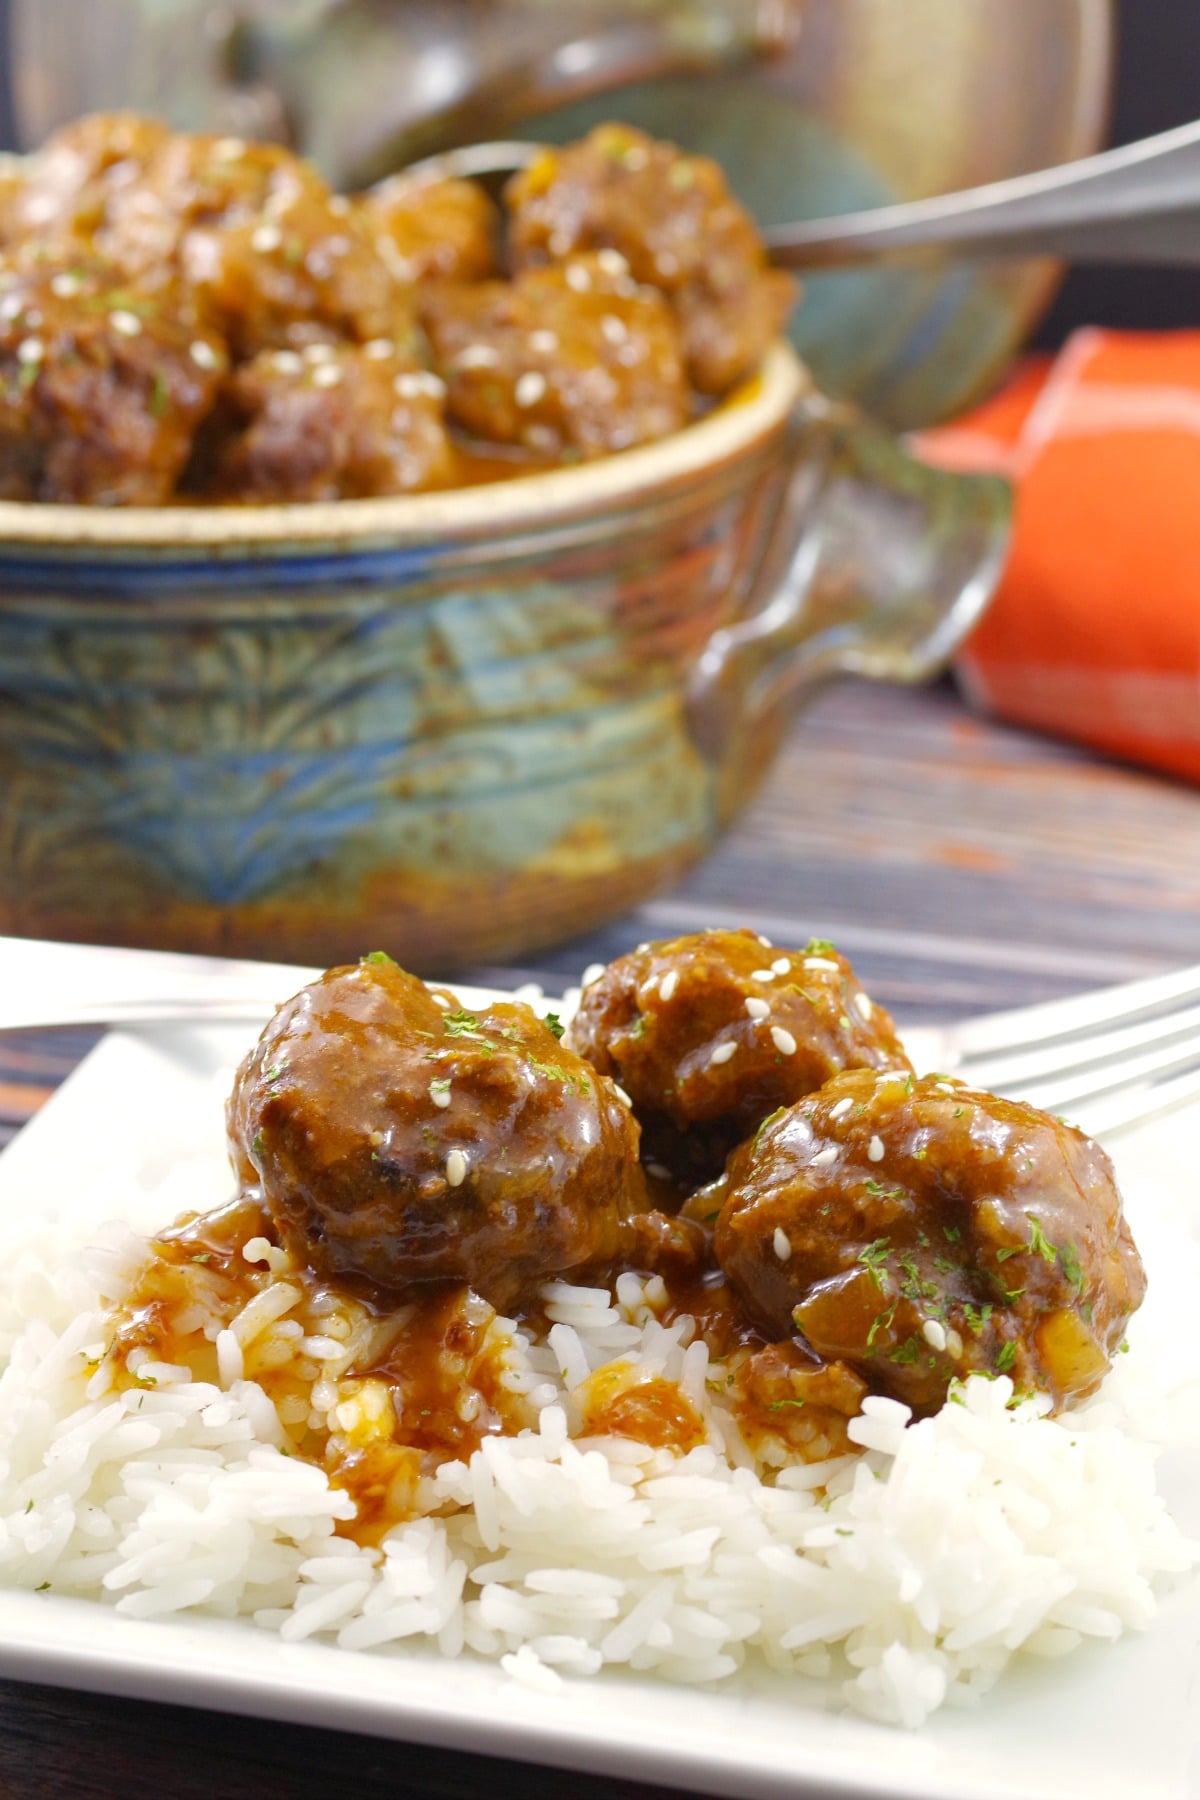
[0,344,1009,970]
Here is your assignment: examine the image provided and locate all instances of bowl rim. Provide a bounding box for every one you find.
[0,343,807,551]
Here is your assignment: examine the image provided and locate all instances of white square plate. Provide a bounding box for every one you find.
[1,1014,1198,1800]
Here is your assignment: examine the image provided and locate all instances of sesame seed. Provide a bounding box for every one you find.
[805,956,839,971]
[770,1026,797,1057]
[529,329,558,353]
[110,309,142,337]
[582,962,606,987]
[600,314,628,345]
[636,942,651,953]
[655,250,679,278]
[945,1328,964,1359]
[454,343,499,370]
[771,958,791,976]
[431,992,451,1009]
[445,1149,468,1188]
[311,363,342,387]
[303,343,336,364]
[368,1130,384,1147]
[922,1319,948,1352]
[430,1081,452,1109]
[395,370,445,400]
[773,1227,792,1262]
[829,1097,853,1121]
[269,349,303,375]
[50,272,84,298]
[612,1083,633,1108]
[548,231,573,256]
[745,997,770,1020]
[597,250,631,278]
[867,1135,885,1162]
[810,1145,838,1168]
[709,1042,736,1067]
[751,969,776,983]
[565,264,592,292]
[363,338,395,359]
[757,935,773,948]
[0,294,22,321]
[251,223,282,253]
[190,339,220,369]
[854,992,873,1022]
[515,370,547,408]
[646,1161,673,1182]
[659,969,679,1003]
[213,137,246,160]
[15,336,43,364]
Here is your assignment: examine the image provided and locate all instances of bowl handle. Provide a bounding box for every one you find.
[686,394,1012,768]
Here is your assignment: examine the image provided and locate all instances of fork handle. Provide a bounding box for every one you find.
[765,118,1200,268]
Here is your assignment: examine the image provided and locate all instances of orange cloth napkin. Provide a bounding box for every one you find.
[916,329,1200,783]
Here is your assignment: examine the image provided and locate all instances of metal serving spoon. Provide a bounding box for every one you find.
[410,117,1200,269]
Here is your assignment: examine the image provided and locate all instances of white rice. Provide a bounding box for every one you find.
[0,1206,1195,1730]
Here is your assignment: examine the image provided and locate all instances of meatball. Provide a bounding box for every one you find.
[507,123,796,394]
[11,111,169,244]
[713,1070,1147,1414]
[227,954,649,1310]
[568,931,912,1183]
[356,173,499,286]
[422,255,688,459]
[200,339,454,502]
[0,253,225,504]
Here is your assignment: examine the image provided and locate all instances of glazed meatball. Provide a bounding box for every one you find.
[227,955,649,1310]
[0,253,225,503]
[507,123,796,394]
[357,173,499,286]
[11,111,169,245]
[423,255,688,459]
[712,1070,1147,1414]
[113,135,408,356]
[568,931,912,1183]
[200,339,454,501]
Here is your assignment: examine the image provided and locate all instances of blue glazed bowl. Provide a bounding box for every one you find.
[0,345,1009,970]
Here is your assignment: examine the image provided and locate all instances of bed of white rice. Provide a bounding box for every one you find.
[0,1192,1196,1733]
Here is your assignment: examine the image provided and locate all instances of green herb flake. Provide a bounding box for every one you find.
[866,1301,897,1348]
[889,1336,921,1366]
[35,1581,51,1592]
[361,949,396,966]
[1024,1214,1058,1265]
[1060,1240,1085,1294]
[190,1253,212,1266]
[995,1340,1017,1373]
[752,1106,786,1152]
[766,1397,807,1412]
[150,369,169,417]
[857,1238,892,1289]
[24,1498,33,1513]
[803,938,837,956]
[252,1131,265,1157]
[942,1224,962,1243]
[544,1012,566,1040]
[429,1077,451,1101]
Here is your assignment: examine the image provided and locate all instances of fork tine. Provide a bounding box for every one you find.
[951,1000,1200,1095]
[1069,1063,1200,1140]
[1004,1024,1200,1114]
[940,961,1200,1063]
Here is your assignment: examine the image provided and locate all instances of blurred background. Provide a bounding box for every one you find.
[0,0,1195,425]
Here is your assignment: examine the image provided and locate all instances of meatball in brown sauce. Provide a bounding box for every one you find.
[712,1070,1146,1415]
[568,929,912,1183]
[507,123,796,395]
[227,954,650,1311]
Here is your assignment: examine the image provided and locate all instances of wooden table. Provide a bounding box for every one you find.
[2,677,1199,1799]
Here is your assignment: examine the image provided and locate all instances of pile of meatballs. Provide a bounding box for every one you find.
[0,114,795,505]
[229,930,1146,1422]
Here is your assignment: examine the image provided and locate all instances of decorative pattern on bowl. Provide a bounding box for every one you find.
[0,346,1010,969]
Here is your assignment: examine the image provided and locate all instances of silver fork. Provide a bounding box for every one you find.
[902,963,1200,1139]
[1,935,1198,1141]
